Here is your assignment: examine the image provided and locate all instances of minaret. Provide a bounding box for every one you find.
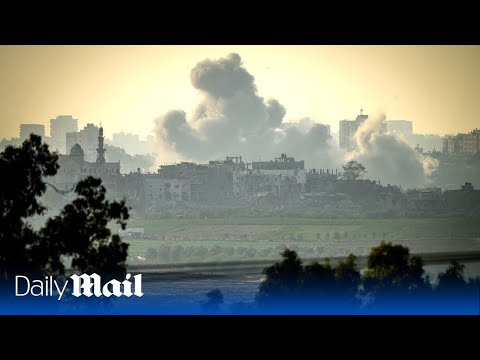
[96,126,106,163]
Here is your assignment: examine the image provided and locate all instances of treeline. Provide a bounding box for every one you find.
[253,241,480,314]
[202,241,480,314]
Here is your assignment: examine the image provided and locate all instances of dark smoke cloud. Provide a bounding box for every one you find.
[154,53,338,168]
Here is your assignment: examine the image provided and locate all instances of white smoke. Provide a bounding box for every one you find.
[154,53,336,168]
[153,53,438,188]
[347,112,438,187]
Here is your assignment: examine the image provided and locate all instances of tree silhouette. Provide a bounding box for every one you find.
[436,260,467,290]
[40,177,129,281]
[335,254,361,296]
[0,134,59,280]
[257,249,361,310]
[256,249,303,307]
[255,242,478,313]
[202,289,224,313]
[362,241,428,298]
[341,161,366,180]
[0,135,130,294]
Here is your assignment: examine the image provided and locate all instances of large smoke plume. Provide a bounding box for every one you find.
[347,112,438,187]
[154,53,337,168]
[154,53,437,188]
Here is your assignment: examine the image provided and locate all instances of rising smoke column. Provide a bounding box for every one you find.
[347,112,438,188]
[153,53,436,188]
[154,53,337,168]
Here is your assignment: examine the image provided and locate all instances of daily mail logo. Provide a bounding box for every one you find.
[15,273,143,300]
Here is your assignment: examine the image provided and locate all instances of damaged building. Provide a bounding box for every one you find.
[138,154,306,210]
[143,156,248,207]
[444,182,480,210]
[234,153,306,205]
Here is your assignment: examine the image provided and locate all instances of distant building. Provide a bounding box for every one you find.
[406,187,445,212]
[444,182,480,210]
[234,171,304,204]
[339,110,385,150]
[50,115,78,153]
[110,132,154,155]
[52,126,120,194]
[339,119,359,150]
[19,124,45,141]
[442,129,480,155]
[141,154,306,207]
[385,120,413,138]
[151,156,247,204]
[252,153,304,170]
[156,162,209,202]
[236,154,306,202]
[144,176,192,205]
[409,134,443,153]
[66,123,99,161]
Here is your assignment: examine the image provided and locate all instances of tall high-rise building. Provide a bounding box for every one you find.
[338,110,382,150]
[50,115,78,153]
[19,124,45,141]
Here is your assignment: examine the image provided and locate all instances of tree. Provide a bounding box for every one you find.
[0,135,130,290]
[335,254,361,289]
[40,177,129,281]
[0,134,58,280]
[202,289,224,313]
[256,249,303,306]
[341,160,367,180]
[362,241,428,296]
[256,249,362,310]
[436,260,467,290]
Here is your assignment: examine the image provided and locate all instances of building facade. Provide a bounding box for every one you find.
[442,129,480,155]
[19,124,45,141]
[66,123,100,161]
[50,115,78,153]
[52,127,120,194]
[338,111,386,150]
[252,153,304,170]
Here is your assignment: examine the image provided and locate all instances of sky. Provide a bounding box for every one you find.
[0,45,479,140]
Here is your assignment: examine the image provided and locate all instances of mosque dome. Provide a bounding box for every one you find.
[69,143,85,160]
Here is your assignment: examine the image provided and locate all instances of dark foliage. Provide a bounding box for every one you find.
[0,135,130,289]
[202,288,224,313]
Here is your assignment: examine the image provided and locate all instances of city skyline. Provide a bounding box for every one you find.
[1,45,479,141]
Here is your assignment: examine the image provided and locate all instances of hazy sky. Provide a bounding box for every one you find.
[0,45,479,140]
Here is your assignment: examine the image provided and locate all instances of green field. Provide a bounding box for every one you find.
[127,217,480,240]
[120,217,480,263]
